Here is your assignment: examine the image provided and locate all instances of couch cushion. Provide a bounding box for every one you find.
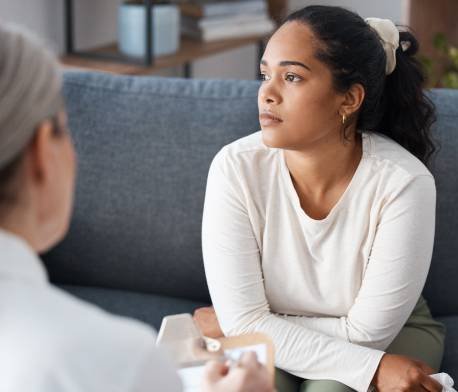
[438,315,458,378]
[43,72,260,302]
[423,89,458,317]
[60,284,210,331]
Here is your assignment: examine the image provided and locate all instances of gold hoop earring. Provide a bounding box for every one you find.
[341,113,347,125]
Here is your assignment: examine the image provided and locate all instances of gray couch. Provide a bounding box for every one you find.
[43,71,457,377]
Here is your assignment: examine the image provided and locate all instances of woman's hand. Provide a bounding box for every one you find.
[193,306,224,338]
[371,353,442,391]
[202,352,274,392]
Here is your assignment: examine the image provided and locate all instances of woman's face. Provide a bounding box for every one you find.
[258,21,346,150]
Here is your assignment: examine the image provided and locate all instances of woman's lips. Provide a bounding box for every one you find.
[259,112,283,127]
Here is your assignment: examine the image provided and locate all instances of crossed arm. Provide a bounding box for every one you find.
[201,152,436,391]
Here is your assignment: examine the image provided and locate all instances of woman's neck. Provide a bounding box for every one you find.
[0,204,41,252]
[284,129,362,199]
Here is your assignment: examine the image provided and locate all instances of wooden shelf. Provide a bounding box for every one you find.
[61,35,267,75]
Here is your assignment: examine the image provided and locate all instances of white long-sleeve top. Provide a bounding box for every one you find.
[202,130,436,392]
[0,229,182,392]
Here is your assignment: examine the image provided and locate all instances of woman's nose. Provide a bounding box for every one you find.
[260,84,281,105]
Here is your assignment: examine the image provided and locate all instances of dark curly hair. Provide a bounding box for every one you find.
[284,5,437,166]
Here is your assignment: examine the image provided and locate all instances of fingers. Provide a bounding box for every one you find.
[230,353,273,392]
[193,306,224,338]
[204,353,273,392]
[193,307,213,324]
[194,306,215,316]
[416,360,435,375]
[203,360,229,382]
[420,373,443,392]
[414,360,441,392]
[237,351,261,369]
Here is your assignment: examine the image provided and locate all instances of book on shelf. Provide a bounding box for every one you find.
[180,0,268,18]
[182,11,271,29]
[180,6,275,42]
[181,19,275,42]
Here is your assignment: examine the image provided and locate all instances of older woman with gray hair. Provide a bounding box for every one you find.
[0,24,273,392]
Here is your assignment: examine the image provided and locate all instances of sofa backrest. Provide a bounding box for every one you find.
[43,72,457,315]
[43,71,260,303]
[423,89,458,316]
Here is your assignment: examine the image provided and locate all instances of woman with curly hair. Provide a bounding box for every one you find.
[198,6,446,392]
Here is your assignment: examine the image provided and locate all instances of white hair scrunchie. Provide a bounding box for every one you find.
[365,17,399,75]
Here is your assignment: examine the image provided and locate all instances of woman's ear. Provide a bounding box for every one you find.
[340,83,365,118]
[25,119,54,187]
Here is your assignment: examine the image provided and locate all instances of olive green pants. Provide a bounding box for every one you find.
[275,296,446,392]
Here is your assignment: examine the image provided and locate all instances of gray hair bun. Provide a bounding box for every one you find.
[0,23,62,169]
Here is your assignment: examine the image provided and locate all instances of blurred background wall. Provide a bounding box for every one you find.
[1,0,455,84]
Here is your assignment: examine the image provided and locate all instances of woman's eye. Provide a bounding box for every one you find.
[259,73,270,81]
[285,73,302,82]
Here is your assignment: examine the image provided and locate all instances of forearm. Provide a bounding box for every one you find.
[277,298,420,351]
[218,308,384,392]
[277,313,348,341]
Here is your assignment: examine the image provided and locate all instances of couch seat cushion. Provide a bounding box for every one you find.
[60,284,210,331]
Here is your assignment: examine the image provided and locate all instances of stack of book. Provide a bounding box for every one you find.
[180,0,275,42]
